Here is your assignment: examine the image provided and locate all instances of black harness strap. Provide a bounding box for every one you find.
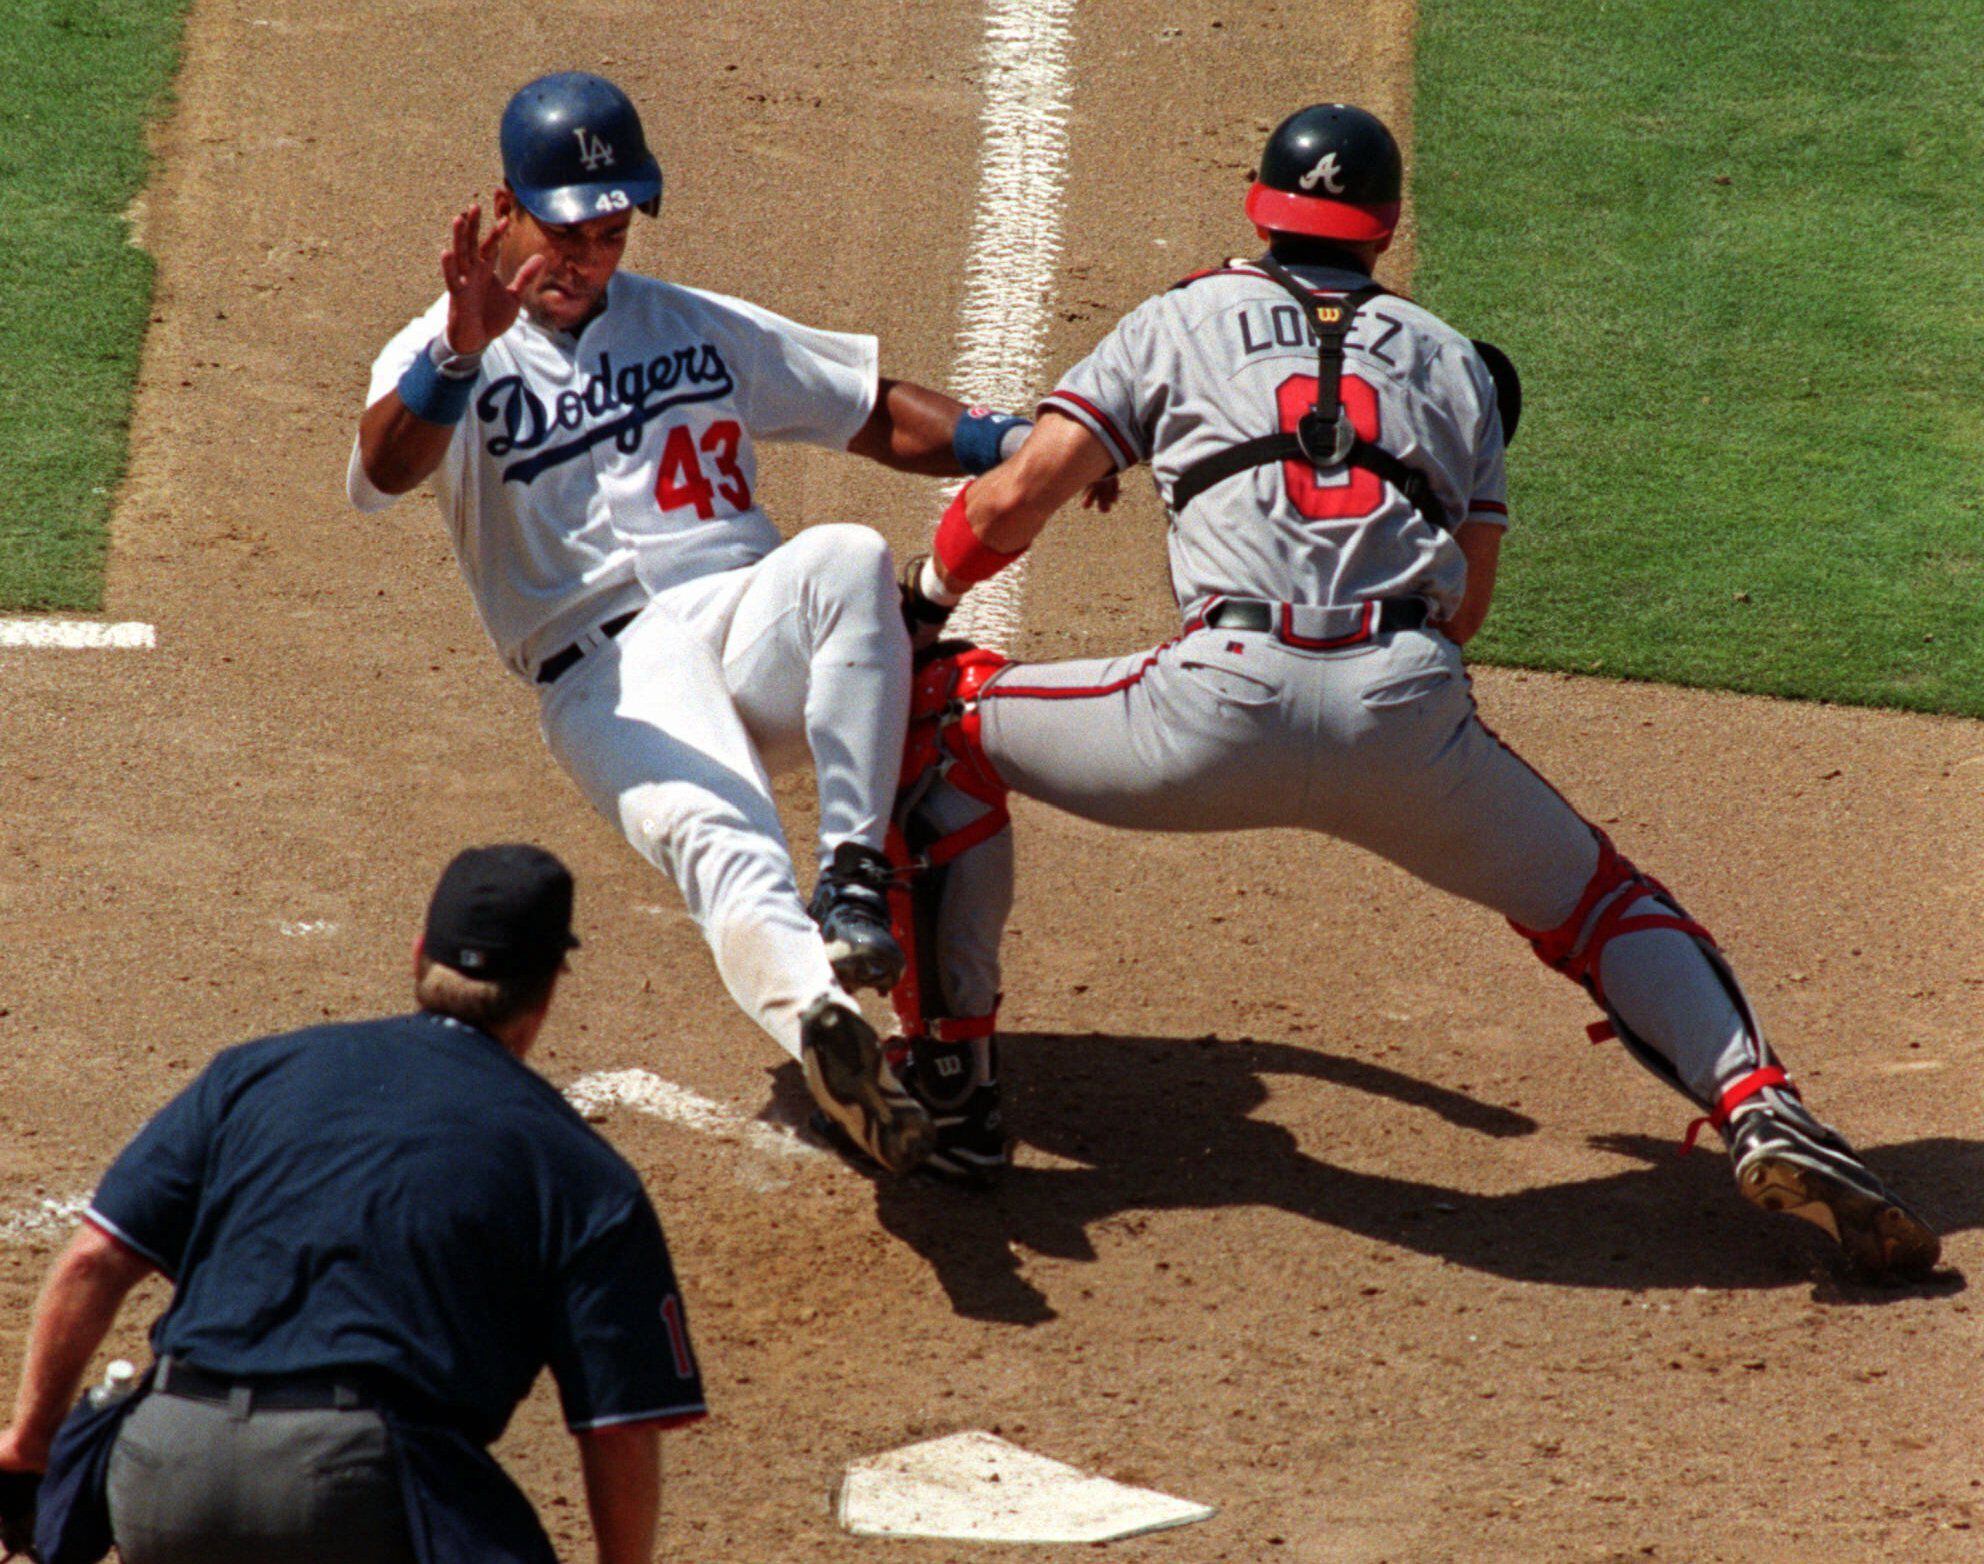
[1168,260,1447,533]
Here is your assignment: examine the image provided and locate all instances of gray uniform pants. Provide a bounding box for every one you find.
[107,1390,416,1564]
[914,623,1759,1102]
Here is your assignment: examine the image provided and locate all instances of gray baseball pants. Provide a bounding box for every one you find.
[911,621,1761,1103]
[107,1390,416,1564]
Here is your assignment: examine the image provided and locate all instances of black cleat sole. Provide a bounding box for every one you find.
[800,999,933,1174]
[1739,1154,1942,1282]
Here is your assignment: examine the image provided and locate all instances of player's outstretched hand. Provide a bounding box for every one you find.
[440,201,547,356]
[1081,473,1120,513]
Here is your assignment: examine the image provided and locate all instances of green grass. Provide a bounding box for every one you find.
[1415,0,1984,715]
[0,0,189,611]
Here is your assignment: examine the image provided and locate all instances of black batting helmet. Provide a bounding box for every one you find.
[500,72,662,226]
[1246,104,1402,245]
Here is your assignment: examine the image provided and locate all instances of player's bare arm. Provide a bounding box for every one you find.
[356,200,548,496]
[926,411,1115,596]
[848,379,1090,491]
[0,1222,154,1472]
[1435,520,1504,647]
[845,379,972,474]
[576,1422,662,1564]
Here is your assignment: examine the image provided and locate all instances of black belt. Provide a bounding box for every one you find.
[1203,597,1429,638]
[536,611,638,686]
[156,1359,379,1413]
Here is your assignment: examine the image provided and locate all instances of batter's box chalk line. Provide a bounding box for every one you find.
[0,621,155,650]
[4,1073,818,1253]
[838,1431,1215,1544]
[562,1068,820,1160]
[0,1194,91,1245]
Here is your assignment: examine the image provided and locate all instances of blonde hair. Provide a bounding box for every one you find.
[414,955,556,1031]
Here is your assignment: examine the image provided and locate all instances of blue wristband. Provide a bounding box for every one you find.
[397,343,477,426]
[953,408,1031,475]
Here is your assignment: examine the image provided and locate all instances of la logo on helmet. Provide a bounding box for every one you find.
[1298,151,1346,194]
[573,126,616,171]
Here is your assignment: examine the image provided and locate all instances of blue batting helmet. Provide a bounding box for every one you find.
[499,72,662,226]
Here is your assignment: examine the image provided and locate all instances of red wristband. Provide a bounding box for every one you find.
[934,483,1025,586]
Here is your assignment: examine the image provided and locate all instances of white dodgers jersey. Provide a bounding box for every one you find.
[1039,259,1509,621]
[350,273,878,677]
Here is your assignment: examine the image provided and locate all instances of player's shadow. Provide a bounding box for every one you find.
[812,1030,1978,1324]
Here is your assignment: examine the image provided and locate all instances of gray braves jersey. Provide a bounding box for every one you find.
[349,274,878,678]
[1039,260,1508,621]
[902,252,1783,1182]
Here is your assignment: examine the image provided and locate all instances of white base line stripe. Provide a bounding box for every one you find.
[0,621,155,650]
[942,0,1079,652]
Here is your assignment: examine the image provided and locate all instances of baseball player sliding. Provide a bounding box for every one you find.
[348,73,1036,1175]
[888,105,1941,1281]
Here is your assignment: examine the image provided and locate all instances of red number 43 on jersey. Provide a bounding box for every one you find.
[656,420,752,517]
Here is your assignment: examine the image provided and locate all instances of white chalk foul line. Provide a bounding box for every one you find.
[942,0,1078,652]
[0,621,155,650]
[564,1069,821,1160]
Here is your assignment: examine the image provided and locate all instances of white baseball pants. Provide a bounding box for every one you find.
[540,524,911,1057]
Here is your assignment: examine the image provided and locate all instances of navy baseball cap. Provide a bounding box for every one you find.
[500,72,663,226]
[424,845,580,981]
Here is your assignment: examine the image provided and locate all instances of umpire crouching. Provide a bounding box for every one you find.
[0,846,704,1564]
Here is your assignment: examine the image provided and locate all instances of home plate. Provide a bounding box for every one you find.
[837,1431,1214,1544]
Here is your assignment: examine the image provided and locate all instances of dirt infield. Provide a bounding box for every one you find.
[2,0,1981,1559]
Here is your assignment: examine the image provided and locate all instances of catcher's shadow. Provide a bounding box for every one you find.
[810,1030,1976,1324]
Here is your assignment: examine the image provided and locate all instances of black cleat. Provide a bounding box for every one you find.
[808,842,905,993]
[799,996,933,1175]
[896,1034,1011,1187]
[1727,1088,1941,1282]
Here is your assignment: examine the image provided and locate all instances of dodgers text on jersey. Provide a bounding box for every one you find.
[479,344,736,483]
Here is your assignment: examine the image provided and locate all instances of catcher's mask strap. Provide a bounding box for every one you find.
[1255,255,1375,455]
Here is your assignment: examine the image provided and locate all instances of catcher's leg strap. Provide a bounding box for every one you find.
[883,824,1004,1041]
[1679,1065,1794,1154]
[888,649,1013,1040]
[1512,832,1772,1112]
[1511,833,1711,1002]
[929,1012,997,1041]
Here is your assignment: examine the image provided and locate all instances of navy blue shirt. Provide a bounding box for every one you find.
[88,1013,705,1446]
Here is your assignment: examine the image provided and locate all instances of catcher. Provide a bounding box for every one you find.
[882,104,1941,1282]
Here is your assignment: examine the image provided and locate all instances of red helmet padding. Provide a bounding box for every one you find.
[1244,182,1399,243]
